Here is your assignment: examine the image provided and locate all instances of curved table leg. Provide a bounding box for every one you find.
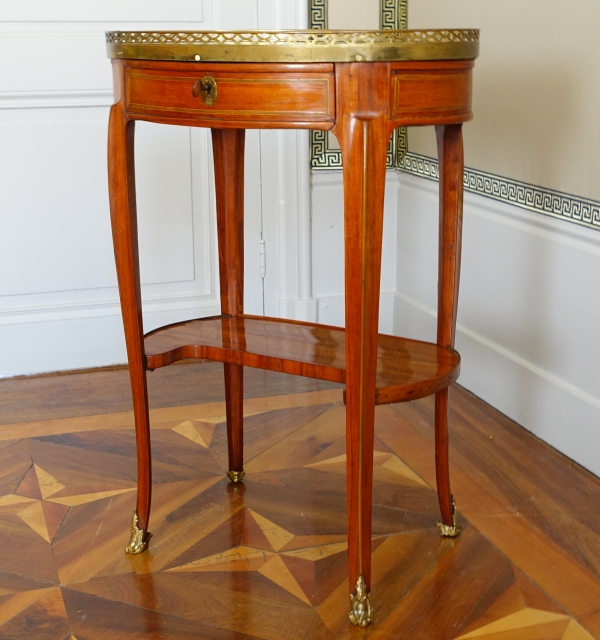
[335,62,391,627]
[435,123,464,537]
[211,129,246,482]
[108,61,152,554]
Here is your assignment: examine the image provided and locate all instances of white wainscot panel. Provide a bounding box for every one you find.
[393,172,600,476]
[310,171,398,330]
[0,114,115,296]
[0,20,218,95]
[0,32,114,95]
[0,114,197,296]
[135,121,196,287]
[1,1,203,22]
[0,110,218,376]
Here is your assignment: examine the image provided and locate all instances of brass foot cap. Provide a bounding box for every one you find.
[227,469,246,483]
[349,576,374,627]
[124,511,151,555]
[437,520,462,537]
[437,494,461,538]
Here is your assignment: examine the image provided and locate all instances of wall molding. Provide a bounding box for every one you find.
[309,0,327,30]
[399,169,600,273]
[0,292,221,326]
[0,89,113,110]
[394,288,600,414]
[394,170,600,476]
[392,288,600,477]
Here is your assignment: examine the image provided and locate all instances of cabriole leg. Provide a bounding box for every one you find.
[211,129,246,483]
[108,60,152,554]
[335,62,392,627]
[435,123,464,538]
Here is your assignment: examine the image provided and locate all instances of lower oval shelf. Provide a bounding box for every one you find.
[144,314,460,405]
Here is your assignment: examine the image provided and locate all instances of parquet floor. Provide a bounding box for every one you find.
[0,363,599,639]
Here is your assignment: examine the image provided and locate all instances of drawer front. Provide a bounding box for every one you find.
[126,67,335,126]
[391,62,473,125]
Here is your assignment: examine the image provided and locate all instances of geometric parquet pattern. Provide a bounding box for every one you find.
[1,381,599,639]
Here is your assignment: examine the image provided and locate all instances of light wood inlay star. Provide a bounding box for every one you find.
[34,465,66,500]
[16,502,51,543]
[454,609,594,640]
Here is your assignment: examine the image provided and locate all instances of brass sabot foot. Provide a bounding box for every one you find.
[349,576,374,627]
[125,511,151,555]
[227,469,246,483]
[437,495,462,538]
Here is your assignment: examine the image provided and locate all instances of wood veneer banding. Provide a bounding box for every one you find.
[125,62,336,127]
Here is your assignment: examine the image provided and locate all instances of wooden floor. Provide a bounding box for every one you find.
[0,362,599,639]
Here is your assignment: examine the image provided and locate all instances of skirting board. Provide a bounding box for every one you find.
[312,291,397,335]
[393,291,600,478]
[0,300,221,378]
[393,172,600,478]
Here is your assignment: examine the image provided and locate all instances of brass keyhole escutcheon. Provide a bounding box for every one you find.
[193,76,217,106]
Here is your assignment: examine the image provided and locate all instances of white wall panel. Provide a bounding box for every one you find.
[0,117,200,296]
[0,0,314,376]
[310,171,398,329]
[0,109,223,374]
[0,0,221,376]
[0,117,113,297]
[0,2,203,22]
[393,172,600,476]
[135,122,196,287]
[0,33,112,93]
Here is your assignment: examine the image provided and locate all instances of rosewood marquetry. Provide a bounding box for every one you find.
[144,315,461,404]
[106,29,478,626]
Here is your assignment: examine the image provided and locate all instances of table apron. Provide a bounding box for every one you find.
[125,66,336,128]
[122,60,473,129]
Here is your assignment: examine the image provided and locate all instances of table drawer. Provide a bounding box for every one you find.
[390,61,473,125]
[126,64,335,126]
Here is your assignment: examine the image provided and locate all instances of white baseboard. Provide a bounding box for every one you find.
[315,291,396,333]
[279,298,318,322]
[392,290,600,478]
[0,299,221,378]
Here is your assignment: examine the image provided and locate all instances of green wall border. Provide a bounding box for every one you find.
[309,0,406,171]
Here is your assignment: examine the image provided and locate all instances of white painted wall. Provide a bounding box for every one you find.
[310,171,398,334]
[0,0,308,377]
[392,1,600,477]
[392,172,600,477]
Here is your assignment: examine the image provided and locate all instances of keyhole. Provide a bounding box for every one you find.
[193,76,217,105]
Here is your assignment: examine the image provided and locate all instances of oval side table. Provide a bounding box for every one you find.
[106,29,479,627]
